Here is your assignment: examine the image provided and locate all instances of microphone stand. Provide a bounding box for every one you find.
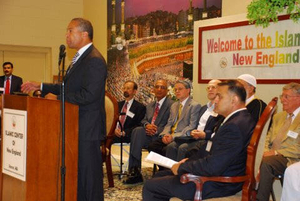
[59,53,66,201]
[58,52,66,83]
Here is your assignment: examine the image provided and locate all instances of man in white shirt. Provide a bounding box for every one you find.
[281,161,300,201]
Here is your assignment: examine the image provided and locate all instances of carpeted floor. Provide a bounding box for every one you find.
[103,167,154,201]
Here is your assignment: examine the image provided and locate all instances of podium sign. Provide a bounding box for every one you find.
[2,108,27,181]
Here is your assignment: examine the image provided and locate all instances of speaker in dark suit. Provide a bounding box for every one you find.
[1,62,23,94]
[21,18,107,201]
[143,80,256,201]
[114,80,146,143]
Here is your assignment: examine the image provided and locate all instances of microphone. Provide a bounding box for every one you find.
[58,44,66,65]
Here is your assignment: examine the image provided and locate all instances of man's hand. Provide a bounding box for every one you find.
[171,158,188,175]
[263,150,277,158]
[114,128,125,138]
[162,134,173,144]
[145,124,157,136]
[45,93,57,100]
[21,81,41,93]
[191,130,206,140]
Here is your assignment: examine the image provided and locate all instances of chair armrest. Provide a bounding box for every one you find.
[180,174,249,201]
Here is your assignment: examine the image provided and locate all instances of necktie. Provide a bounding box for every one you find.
[171,103,183,134]
[5,77,10,94]
[67,52,79,74]
[119,101,128,130]
[151,103,160,124]
[271,114,293,150]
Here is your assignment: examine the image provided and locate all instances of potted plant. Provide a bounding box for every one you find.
[247,0,300,27]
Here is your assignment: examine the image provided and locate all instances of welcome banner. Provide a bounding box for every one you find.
[198,15,300,83]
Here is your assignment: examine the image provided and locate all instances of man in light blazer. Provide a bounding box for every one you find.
[113,80,146,143]
[148,80,201,158]
[22,18,107,201]
[257,82,300,201]
[123,79,174,184]
[0,62,23,94]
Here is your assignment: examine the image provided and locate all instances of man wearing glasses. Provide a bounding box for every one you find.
[166,79,223,161]
[257,82,300,201]
[123,79,174,184]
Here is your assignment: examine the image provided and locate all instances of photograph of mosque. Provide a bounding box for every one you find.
[107,0,222,104]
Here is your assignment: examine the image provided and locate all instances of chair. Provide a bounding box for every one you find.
[177,97,278,201]
[101,91,119,187]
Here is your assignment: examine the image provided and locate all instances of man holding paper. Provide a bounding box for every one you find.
[143,80,255,200]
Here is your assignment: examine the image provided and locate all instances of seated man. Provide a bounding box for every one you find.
[281,161,300,201]
[256,82,300,201]
[114,80,146,143]
[148,80,201,158]
[0,62,23,94]
[166,79,223,161]
[237,74,266,123]
[123,79,174,184]
[143,80,256,201]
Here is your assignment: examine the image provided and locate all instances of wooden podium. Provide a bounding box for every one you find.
[0,95,78,201]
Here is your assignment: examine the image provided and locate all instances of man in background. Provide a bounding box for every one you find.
[148,80,201,158]
[0,62,23,94]
[123,79,174,184]
[143,80,255,200]
[257,82,300,201]
[22,18,107,201]
[166,79,222,161]
[114,80,146,143]
[237,74,266,123]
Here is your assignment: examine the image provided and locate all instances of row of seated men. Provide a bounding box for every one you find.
[112,75,300,201]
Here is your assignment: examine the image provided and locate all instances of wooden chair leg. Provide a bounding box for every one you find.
[106,151,114,187]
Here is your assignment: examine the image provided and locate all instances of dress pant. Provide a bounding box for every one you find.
[256,155,288,201]
[129,126,159,169]
[142,170,195,201]
[148,138,168,156]
[77,140,103,201]
[165,140,199,161]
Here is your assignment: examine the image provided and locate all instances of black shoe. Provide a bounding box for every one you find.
[123,172,143,185]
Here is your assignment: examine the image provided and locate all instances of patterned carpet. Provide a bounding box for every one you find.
[103,167,154,201]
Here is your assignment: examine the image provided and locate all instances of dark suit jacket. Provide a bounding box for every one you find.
[141,97,174,135]
[42,45,107,141]
[0,75,23,94]
[247,98,267,124]
[118,99,146,137]
[178,109,255,199]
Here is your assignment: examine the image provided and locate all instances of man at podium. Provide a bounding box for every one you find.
[21,18,107,201]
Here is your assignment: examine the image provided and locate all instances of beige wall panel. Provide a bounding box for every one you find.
[0,51,3,65]
[3,51,48,83]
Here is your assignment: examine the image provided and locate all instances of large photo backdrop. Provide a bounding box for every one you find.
[107,0,222,104]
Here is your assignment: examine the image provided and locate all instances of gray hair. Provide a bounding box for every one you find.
[175,80,191,89]
[283,82,300,95]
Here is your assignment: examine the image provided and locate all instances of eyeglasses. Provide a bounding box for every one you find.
[279,94,300,100]
[154,85,167,90]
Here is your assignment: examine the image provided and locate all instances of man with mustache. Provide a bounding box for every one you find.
[114,80,146,143]
[0,62,23,94]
